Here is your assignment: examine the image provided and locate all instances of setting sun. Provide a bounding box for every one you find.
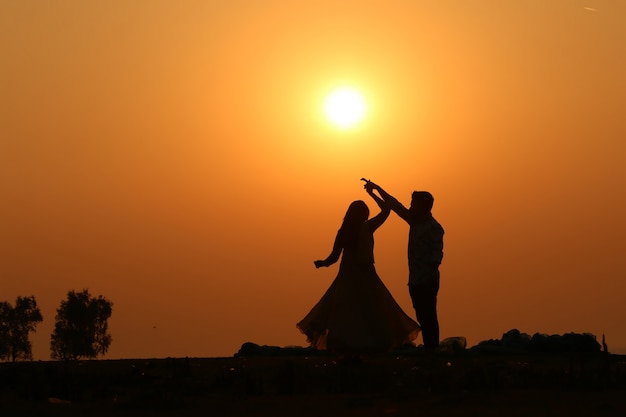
[323,87,367,129]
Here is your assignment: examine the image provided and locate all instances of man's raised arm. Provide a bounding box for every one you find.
[362,179,411,224]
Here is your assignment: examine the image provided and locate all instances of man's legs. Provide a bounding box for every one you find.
[409,276,440,350]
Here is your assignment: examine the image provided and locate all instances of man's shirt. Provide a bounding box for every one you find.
[407,216,444,285]
[387,197,445,285]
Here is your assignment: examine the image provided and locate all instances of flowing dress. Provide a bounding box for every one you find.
[297,223,420,353]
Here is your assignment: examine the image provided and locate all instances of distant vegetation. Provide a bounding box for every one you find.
[0,296,43,361]
[50,289,113,361]
[0,289,113,362]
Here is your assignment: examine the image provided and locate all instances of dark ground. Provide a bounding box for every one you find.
[1,350,625,416]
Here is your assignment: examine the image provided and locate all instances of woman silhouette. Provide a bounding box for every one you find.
[297,187,420,357]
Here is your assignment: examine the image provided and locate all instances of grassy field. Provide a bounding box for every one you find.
[1,350,625,416]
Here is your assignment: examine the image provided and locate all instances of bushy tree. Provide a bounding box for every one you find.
[50,289,113,360]
[0,296,43,362]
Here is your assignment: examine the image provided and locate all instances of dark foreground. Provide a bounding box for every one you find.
[1,351,625,416]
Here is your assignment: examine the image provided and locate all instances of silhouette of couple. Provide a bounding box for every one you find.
[297,179,444,356]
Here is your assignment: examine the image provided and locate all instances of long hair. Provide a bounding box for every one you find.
[338,200,369,249]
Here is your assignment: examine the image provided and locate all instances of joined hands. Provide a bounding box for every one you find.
[361,177,380,194]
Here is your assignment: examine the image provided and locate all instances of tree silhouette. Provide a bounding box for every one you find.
[50,289,113,360]
[0,296,43,362]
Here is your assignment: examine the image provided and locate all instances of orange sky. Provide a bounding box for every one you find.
[2,1,625,360]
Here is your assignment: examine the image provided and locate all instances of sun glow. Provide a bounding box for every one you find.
[323,87,367,129]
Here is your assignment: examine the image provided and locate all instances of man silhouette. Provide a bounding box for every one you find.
[363,180,444,351]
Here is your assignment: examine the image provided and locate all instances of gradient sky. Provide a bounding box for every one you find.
[2,1,625,360]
